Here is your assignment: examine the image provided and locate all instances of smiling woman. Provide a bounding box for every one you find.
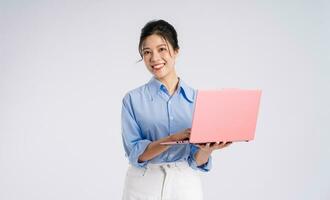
[121,19,231,200]
[141,34,179,94]
[138,20,180,95]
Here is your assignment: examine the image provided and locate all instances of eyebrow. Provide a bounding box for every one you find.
[142,44,167,51]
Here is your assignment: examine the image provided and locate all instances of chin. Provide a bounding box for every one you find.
[153,74,165,80]
[152,71,168,80]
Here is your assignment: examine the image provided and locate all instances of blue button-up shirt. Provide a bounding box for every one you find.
[121,77,211,172]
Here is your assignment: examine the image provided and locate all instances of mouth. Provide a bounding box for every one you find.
[151,63,165,70]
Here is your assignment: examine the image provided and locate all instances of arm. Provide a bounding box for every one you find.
[194,147,212,166]
[138,129,190,162]
[195,142,232,166]
[122,94,190,167]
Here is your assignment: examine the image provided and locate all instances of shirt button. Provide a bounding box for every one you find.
[170,116,174,120]
[168,101,171,105]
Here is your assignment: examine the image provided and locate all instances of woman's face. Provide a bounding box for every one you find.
[141,34,178,80]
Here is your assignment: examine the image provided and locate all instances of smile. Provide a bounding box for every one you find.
[152,63,165,70]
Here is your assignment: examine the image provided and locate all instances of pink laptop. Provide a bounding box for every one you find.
[161,89,262,145]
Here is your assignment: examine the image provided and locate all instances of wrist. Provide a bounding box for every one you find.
[195,149,212,166]
[199,148,212,155]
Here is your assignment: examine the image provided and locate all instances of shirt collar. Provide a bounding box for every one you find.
[147,77,195,103]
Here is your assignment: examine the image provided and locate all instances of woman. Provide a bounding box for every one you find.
[121,19,232,200]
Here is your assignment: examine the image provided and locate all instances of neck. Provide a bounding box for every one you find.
[158,73,179,96]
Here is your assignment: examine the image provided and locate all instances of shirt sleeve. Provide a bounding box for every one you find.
[121,94,151,168]
[187,144,212,172]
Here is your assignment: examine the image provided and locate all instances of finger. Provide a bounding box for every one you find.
[217,141,232,149]
[206,143,211,148]
[217,142,227,149]
[215,141,224,147]
[211,142,221,149]
[184,130,191,136]
[224,142,232,147]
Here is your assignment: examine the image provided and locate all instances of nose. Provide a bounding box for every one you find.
[150,51,161,62]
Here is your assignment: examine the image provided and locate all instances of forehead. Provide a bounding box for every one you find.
[142,34,167,49]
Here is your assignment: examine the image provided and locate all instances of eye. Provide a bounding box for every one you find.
[143,51,151,55]
[159,47,167,52]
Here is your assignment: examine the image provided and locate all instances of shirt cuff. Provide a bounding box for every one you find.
[128,139,151,168]
[188,145,212,172]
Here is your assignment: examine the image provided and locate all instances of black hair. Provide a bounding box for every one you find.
[138,19,179,59]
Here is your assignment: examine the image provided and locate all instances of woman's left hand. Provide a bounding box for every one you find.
[196,141,233,154]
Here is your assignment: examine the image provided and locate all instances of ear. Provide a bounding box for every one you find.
[174,48,179,58]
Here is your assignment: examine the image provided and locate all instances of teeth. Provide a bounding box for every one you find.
[153,64,164,69]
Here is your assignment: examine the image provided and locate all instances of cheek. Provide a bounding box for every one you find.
[161,52,171,61]
[143,58,150,66]
[166,57,176,66]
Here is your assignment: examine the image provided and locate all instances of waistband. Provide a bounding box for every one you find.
[145,161,189,169]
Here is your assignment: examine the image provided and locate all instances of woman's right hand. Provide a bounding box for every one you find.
[139,128,191,162]
[169,128,191,141]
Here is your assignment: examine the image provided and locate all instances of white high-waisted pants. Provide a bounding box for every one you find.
[122,162,203,200]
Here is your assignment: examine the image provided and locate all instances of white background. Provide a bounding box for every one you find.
[1,0,329,199]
